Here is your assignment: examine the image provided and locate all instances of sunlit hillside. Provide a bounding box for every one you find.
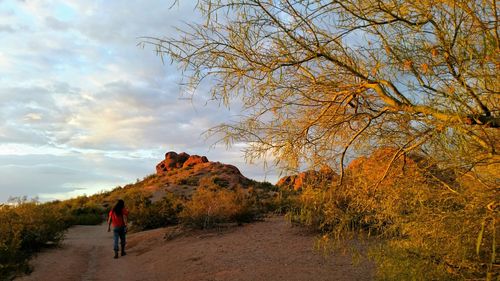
[0,152,284,280]
[1,0,498,280]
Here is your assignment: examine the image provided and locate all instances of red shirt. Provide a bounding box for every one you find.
[109,208,129,227]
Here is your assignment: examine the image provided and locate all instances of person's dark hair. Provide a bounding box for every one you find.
[112,199,125,216]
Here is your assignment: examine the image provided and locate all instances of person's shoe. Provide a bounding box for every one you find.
[121,251,127,256]
[114,251,119,259]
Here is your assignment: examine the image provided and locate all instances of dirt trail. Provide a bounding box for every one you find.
[17,217,374,281]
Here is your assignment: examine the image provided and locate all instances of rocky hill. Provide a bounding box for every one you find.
[138,151,268,200]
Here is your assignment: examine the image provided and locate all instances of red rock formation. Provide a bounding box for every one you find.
[177,152,190,164]
[151,152,261,198]
[156,151,193,174]
[182,155,209,168]
[156,152,213,175]
[276,168,337,191]
[346,147,457,188]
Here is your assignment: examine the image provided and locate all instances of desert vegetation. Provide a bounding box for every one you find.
[287,148,498,280]
[0,196,103,279]
[145,0,499,279]
[177,174,287,228]
[180,187,256,228]
[0,170,282,280]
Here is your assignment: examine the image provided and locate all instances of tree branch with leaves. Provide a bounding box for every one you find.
[144,0,499,172]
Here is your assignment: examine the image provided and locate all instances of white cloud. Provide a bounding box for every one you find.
[0,0,279,203]
[23,112,42,121]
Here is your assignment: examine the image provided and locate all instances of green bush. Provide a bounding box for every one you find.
[128,193,183,231]
[255,181,280,192]
[67,202,104,225]
[70,213,102,226]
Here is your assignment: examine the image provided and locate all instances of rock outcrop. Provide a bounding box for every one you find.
[276,147,458,191]
[150,151,263,199]
[156,152,208,174]
[276,166,338,191]
[347,147,458,188]
[182,155,209,168]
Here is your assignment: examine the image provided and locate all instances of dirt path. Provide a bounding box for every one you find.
[17,217,374,281]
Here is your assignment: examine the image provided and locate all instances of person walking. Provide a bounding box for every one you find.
[107,199,129,259]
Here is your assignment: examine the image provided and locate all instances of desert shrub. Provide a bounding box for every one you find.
[238,181,297,214]
[258,181,279,192]
[176,177,199,186]
[128,194,183,231]
[369,179,498,281]
[103,185,149,208]
[247,180,280,192]
[212,177,229,188]
[198,175,231,189]
[142,174,158,182]
[259,190,298,215]
[54,196,105,226]
[68,202,104,225]
[290,149,499,280]
[180,187,257,228]
[101,187,183,231]
[70,213,102,226]
[0,201,69,279]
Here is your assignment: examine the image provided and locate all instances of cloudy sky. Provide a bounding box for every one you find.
[0,0,278,203]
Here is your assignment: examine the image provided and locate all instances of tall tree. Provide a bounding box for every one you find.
[147,0,499,173]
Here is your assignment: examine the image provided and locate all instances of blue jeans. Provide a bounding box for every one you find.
[113,226,126,252]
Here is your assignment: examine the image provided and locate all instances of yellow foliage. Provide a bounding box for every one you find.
[289,149,499,280]
[180,187,255,228]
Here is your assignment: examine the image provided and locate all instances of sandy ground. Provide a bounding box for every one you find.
[16,216,374,281]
